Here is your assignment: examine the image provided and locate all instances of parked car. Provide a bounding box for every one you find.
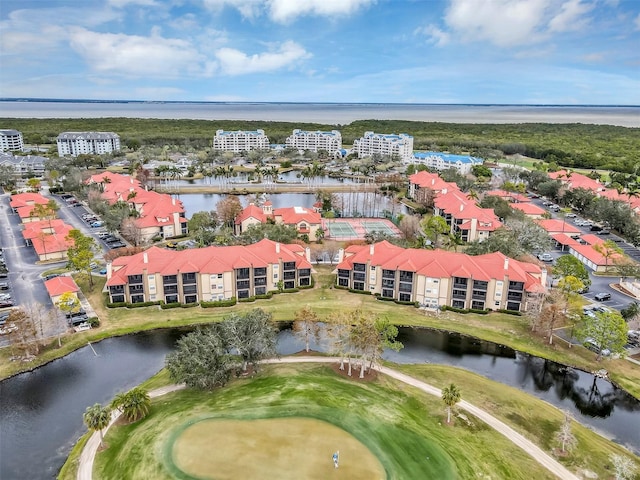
[44,273,60,281]
[597,229,610,235]
[537,253,553,262]
[90,221,104,228]
[0,299,14,308]
[0,323,18,335]
[107,242,126,249]
[590,225,603,232]
[594,292,611,301]
[73,322,91,332]
[0,282,9,290]
[566,213,577,218]
[583,338,611,356]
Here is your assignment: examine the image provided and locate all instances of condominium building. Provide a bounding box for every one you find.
[410,152,483,174]
[336,241,546,312]
[353,131,414,161]
[57,132,120,157]
[213,129,270,153]
[0,129,24,152]
[0,153,46,177]
[285,129,342,154]
[105,239,312,304]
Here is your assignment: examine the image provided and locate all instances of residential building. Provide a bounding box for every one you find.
[335,241,546,311]
[0,153,46,177]
[408,171,501,242]
[433,190,502,242]
[536,219,581,236]
[410,152,482,174]
[86,172,187,241]
[234,201,322,239]
[0,129,24,152]
[485,189,530,204]
[353,131,414,161]
[105,239,313,304]
[213,129,270,153]
[57,132,120,157]
[285,129,342,154]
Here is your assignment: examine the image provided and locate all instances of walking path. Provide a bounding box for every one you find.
[77,357,579,480]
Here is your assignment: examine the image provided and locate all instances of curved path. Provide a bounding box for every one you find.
[77,357,579,480]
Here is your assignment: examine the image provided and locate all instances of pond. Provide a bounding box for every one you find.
[0,327,637,479]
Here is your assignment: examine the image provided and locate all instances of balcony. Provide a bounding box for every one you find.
[163,275,177,285]
[507,292,523,302]
[353,263,366,272]
[163,285,178,295]
[399,283,413,293]
[236,268,250,280]
[128,274,143,285]
[254,277,266,286]
[338,270,350,278]
[129,284,144,294]
[283,271,296,280]
[453,283,468,290]
[382,279,395,288]
[109,285,124,294]
[183,285,198,295]
[382,270,395,279]
[283,261,296,271]
[353,272,366,282]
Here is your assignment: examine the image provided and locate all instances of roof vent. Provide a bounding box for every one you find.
[143,252,148,264]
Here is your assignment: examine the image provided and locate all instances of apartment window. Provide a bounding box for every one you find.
[254,267,267,277]
[236,268,250,279]
[163,275,177,284]
[111,295,125,303]
[237,290,250,299]
[382,269,395,279]
[183,284,198,295]
[165,294,178,304]
[255,286,266,295]
[507,301,521,311]
[284,280,295,289]
[382,289,394,298]
[399,293,412,302]
[338,269,350,278]
[129,284,144,294]
[182,272,197,284]
[338,278,349,287]
[130,294,145,303]
[298,268,311,278]
[128,274,143,284]
[254,277,267,286]
[109,285,124,294]
[236,280,250,290]
[184,295,198,304]
[299,277,310,286]
[353,281,365,291]
[283,261,296,271]
[353,263,366,272]
[508,281,524,291]
[452,300,465,309]
[164,285,178,294]
[471,300,485,310]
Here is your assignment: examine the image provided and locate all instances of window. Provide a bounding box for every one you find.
[128,274,143,284]
[236,268,250,279]
[111,294,125,303]
[218,274,223,279]
[185,295,198,304]
[163,275,177,284]
[338,278,349,287]
[254,267,267,277]
[182,272,197,284]
[353,281,365,291]
[165,294,178,304]
[255,286,266,295]
[130,294,145,303]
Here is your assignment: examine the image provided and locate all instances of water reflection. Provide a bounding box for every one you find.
[0,326,638,479]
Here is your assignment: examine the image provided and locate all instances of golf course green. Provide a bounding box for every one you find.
[93,364,556,480]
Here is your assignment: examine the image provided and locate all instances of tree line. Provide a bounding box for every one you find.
[4,117,639,173]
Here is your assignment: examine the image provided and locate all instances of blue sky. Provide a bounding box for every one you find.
[1,0,639,104]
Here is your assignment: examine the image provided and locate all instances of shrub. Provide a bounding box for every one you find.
[201,298,237,308]
[160,302,182,310]
[181,302,200,308]
[255,293,273,300]
[348,288,371,295]
[238,296,256,303]
[497,309,522,316]
[87,317,100,328]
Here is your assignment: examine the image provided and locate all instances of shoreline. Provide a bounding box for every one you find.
[1,102,639,127]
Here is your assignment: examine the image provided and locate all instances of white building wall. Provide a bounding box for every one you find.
[0,130,24,152]
[213,129,270,153]
[353,131,414,161]
[285,129,342,154]
[56,132,121,157]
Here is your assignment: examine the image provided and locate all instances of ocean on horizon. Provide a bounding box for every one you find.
[0,100,638,127]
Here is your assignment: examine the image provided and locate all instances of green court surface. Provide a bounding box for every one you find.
[324,222,357,237]
[361,221,397,235]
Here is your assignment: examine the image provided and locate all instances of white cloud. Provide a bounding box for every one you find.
[635,13,640,30]
[444,0,551,47]
[202,0,265,19]
[267,0,375,23]
[68,28,210,77]
[414,24,450,46]
[202,0,374,22]
[426,0,596,48]
[215,40,311,75]
[548,0,594,32]
[108,0,158,7]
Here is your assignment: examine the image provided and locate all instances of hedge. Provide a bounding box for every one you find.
[238,296,257,303]
[201,298,237,308]
[106,301,161,309]
[160,302,182,310]
[497,309,523,316]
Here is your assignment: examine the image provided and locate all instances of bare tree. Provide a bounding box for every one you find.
[7,308,40,359]
[326,311,354,375]
[292,306,320,353]
[610,454,637,480]
[120,217,146,247]
[539,290,568,345]
[555,415,577,453]
[23,301,53,340]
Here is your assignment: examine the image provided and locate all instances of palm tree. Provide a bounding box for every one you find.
[83,403,112,448]
[441,383,461,424]
[110,387,151,422]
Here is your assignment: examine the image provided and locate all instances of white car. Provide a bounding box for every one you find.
[74,322,91,332]
[0,323,18,335]
[537,253,553,262]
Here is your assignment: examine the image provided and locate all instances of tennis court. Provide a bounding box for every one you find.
[322,218,402,240]
[362,220,399,236]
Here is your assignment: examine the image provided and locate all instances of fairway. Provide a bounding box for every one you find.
[170,417,385,479]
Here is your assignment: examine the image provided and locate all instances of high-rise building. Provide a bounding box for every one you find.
[57,132,120,157]
[213,129,270,153]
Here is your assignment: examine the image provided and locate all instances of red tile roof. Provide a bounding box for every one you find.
[485,190,530,203]
[337,241,544,293]
[106,239,311,286]
[511,203,546,216]
[536,219,580,234]
[235,204,268,225]
[551,233,580,245]
[409,171,457,192]
[44,276,79,297]
[273,206,321,225]
[22,219,72,240]
[10,192,49,209]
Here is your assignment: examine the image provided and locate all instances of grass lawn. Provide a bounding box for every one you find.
[2,268,639,401]
[93,364,557,480]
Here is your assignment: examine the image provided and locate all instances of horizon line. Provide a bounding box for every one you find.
[1,98,639,108]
